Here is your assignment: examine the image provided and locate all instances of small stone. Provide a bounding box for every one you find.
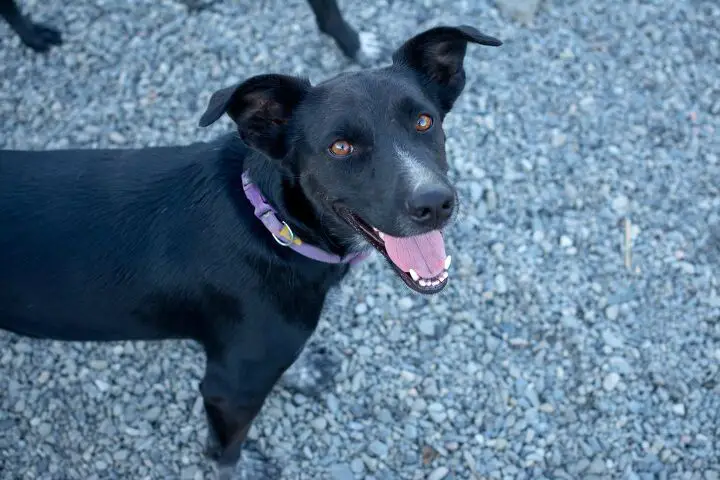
[418,319,437,337]
[330,463,355,480]
[494,438,509,451]
[145,406,162,421]
[602,329,624,348]
[605,305,619,321]
[368,440,389,458]
[108,131,126,144]
[560,235,573,247]
[525,387,540,407]
[427,402,447,423]
[704,471,719,480]
[678,261,695,275]
[551,131,567,147]
[180,466,201,480]
[427,466,450,480]
[484,186,498,211]
[404,424,418,440]
[412,398,427,412]
[113,449,129,462]
[587,457,607,474]
[89,359,108,370]
[354,303,368,315]
[494,274,508,294]
[311,417,328,431]
[571,459,590,474]
[612,194,630,214]
[326,394,340,414]
[608,357,632,375]
[671,403,686,416]
[37,423,52,436]
[398,297,414,311]
[377,409,393,424]
[603,372,621,391]
[350,458,365,474]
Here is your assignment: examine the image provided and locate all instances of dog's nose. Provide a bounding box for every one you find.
[407,184,455,228]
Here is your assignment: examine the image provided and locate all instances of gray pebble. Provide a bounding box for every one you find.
[427,466,449,480]
[368,440,389,458]
[603,372,621,391]
[418,319,437,337]
[329,463,355,480]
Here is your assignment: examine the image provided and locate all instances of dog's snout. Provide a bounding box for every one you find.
[407,184,455,228]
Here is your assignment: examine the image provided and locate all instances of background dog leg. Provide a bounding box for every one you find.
[0,0,61,52]
[305,0,381,64]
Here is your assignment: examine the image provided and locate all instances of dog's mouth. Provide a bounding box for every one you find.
[334,206,450,294]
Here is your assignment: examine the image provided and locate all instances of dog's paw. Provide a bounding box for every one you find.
[204,431,223,461]
[355,31,383,66]
[19,22,62,52]
[216,441,282,480]
[279,344,343,397]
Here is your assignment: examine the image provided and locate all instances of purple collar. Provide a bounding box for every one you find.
[241,171,369,265]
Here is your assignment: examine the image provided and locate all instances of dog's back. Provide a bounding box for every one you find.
[0,141,248,341]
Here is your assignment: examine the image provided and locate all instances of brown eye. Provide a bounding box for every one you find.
[416,114,433,132]
[329,140,353,157]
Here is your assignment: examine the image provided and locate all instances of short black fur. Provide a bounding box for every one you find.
[0,25,501,477]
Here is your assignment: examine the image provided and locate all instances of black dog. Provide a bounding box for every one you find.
[0,0,374,60]
[0,25,501,478]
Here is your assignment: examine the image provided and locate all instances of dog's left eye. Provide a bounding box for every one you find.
[329,140,354,158]
[416,114,433,132]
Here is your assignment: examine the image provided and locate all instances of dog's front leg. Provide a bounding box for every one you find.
[201,395,265,480]
[200,320,315,479]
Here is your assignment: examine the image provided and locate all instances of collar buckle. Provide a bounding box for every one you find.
[272,221,295,247]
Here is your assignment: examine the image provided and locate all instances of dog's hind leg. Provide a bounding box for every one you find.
[0,0,61,52]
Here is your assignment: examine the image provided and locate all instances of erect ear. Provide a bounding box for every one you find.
[392,25,502,114]
[198,74,311,159]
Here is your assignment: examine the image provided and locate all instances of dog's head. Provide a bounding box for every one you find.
[199,25,501,294]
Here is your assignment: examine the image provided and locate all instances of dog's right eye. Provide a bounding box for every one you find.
[329,140,353,158]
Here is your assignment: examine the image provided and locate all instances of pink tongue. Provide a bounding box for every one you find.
[382,230,446,279]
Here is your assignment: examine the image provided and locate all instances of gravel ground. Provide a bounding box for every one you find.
[1,0,719,478]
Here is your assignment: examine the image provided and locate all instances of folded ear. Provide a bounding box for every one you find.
[392,25,502,114]
[199,74,311,159]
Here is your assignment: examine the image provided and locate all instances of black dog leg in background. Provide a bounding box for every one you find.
[1,0,372,61]
[305,0,362,60]
[0,0,61,52]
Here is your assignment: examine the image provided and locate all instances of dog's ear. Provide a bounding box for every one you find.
[392,25,501,114]
[199,74,311,159]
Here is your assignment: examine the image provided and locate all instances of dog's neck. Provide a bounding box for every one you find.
[221,136,350,258]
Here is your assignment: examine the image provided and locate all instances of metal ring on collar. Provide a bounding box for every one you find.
[272,221,295,247]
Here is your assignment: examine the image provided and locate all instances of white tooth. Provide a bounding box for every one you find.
[431,280,439,286]
[419,279,428,287]
[379,232,385,240]
[409,269,420,281]
[440,271,448,281]
[444,255,452,270]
